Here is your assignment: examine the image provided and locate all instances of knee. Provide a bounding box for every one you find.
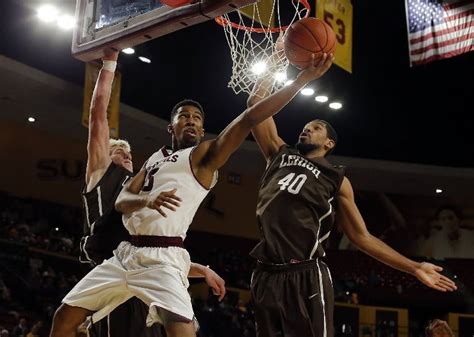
[52,304,87,332]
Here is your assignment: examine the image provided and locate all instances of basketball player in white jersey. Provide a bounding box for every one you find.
[69,49,226,337]
[49,51,334,337]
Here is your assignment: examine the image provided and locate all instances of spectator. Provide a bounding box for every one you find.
[425,319,454,337]
[11,318,27,337]
[421,207,474,259]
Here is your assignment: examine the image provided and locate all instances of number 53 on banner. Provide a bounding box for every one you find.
[316,0,353,73]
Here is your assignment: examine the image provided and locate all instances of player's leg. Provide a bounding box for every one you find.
[50,304,92,337]
[252,261,327,337]
[251,268,285,337]
[317,260,335,337]
[128,265,197,337]
[159,308,196,337]
[52,259,131,337]
[106,297,163,337]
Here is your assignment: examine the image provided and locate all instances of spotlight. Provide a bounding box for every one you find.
[315,95,329,103]
[301,88,315,96]
[138,56,151,64]
[274,72,287,82]
[37,4,59,23]
[122,48,135,55]
[251,61,267,75]
[57,14,75,30]
[329,102,342,110]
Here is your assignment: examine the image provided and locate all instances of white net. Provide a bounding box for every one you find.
[218,0,310,97]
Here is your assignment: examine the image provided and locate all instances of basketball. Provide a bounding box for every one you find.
[284,17,336,70]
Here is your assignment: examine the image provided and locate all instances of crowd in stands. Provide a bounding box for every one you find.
[0,192,81,256]
[1,191,473,336]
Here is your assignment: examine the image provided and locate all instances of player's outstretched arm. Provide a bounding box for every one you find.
[188,263,226,301]
[115,169,182,216]
[193,53,334,174]
[86,49,119,185]
[336,177,457,292]
[247,36,286,162]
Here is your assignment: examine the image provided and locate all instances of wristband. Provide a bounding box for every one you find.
[102,60,117,72]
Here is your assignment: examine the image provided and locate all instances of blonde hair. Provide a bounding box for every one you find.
[109,139,131,153]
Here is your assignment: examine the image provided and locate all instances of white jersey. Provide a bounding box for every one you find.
[123,146,216,238]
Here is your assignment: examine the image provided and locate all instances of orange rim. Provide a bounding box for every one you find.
[215,0,311,33]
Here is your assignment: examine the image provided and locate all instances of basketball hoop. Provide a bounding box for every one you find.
[216,0,311,96]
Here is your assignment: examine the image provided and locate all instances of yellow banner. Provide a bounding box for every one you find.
[82,62,121,138]
[239,0,275,28]
[316,0,353,73]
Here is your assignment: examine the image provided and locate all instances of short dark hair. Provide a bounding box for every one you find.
[170,99,205,122]
[435,206,461,220]
[313,119,338,155]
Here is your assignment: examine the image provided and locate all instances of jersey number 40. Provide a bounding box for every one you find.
[278,173,307,195]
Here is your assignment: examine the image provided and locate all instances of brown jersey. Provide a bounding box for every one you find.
[250,145,345,264]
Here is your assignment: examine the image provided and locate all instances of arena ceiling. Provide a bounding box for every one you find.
[0,0,473,168]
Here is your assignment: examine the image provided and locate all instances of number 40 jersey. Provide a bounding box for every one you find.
[250,145,345,264]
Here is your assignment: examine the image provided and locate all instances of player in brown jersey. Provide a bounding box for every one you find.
[247,50,457,337]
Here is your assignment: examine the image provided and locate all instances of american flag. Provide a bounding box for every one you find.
[405,0,474,66]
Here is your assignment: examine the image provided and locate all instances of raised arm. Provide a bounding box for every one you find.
[336,177,457,292]
[193,54,334,177]
[86,49,119,188]
[247,36,286,162]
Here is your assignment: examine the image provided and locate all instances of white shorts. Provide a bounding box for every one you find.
[62,241,193,327]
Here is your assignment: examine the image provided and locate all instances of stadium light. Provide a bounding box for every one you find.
[37,4,59,23]
[139,56,151,64]
[57,14,75,30]
[315,95,328,103]
[274,72,287,82]
[251,61,267,75]
[329,102,343,110]
[301,88,315,96]
[122,48,135,55]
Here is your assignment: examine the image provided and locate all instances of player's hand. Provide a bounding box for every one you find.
[102,47,119,62]
[203,266,226,301]
[296,53,334,85]
[414,262,457,292]
[271,33,285,59]
[146,188,182,217]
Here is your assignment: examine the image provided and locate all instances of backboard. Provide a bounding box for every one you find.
[72,0,257,61]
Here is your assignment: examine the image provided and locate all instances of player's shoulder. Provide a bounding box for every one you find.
[146,146,173,165]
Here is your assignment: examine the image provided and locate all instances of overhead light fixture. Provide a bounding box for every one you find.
[28,117,36,123]
[315,95,328,103]
[251,61,267,75]
[329,102,342,110]
[122,48,135,55]
[301,88,315,96]
[138,56,151,64]
[37,4,59,23]
[435,188,443,194]
[274,72,287,82]
[57,14,75,30]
